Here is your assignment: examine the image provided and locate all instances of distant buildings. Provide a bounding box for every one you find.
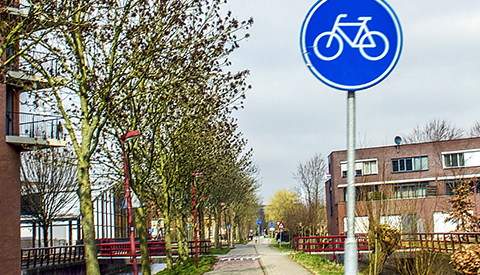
[326,137,480,235]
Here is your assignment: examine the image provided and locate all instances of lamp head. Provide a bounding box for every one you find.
[121,130,141,141]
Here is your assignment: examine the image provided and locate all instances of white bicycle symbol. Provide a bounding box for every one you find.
[313,14,389,61]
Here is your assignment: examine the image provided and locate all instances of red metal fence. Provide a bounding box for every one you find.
[22,240,211,269]
[293,232,480,257]
[97,240,211,258]
[22,245,85,269]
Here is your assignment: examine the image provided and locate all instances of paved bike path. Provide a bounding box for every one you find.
[206,237,312,275]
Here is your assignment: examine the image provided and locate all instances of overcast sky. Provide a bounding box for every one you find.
[224,0,480,203]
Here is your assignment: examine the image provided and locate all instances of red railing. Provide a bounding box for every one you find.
[22,239,211,269]
[398,232,480,254]
[97,240,211,258]
[21,245,85,269]
[293,232,480,256]
[293,234,369,259]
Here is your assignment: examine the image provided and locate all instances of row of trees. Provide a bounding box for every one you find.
[3,0,260,274]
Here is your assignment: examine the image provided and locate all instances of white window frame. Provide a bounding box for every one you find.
[340,158,378,177]
[442,149,480,169]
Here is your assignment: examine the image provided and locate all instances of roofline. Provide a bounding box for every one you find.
[328,136,480,157]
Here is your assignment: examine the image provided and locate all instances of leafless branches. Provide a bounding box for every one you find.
[403,118,465,144]
[20,148,77,247]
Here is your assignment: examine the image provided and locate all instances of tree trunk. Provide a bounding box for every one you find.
[135,207,151,275]
[214,210,220,249]
[77,165,101,275]
[229,212,234,248]
[199,207,205,241]
[208,212,212,240]
[162,191,173,270]
[175,215,188,263]
[42,225,49,248]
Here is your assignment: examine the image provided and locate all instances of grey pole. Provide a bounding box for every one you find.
[344,90,358,274]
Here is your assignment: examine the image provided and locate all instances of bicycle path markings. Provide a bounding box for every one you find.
[206,237,312,275]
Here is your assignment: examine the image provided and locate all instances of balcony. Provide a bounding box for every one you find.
[6,111,67,149]
[5,49,60,90]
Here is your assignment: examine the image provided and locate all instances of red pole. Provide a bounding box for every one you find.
[121,137,138,275]
[192,175,198,268]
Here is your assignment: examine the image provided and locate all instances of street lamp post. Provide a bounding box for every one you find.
[121,130,141,275]
[192,172,203,268]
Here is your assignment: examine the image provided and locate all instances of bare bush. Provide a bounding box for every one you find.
[450,245,480,275]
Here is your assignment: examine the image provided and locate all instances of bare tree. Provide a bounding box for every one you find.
[469,121,480,137]
[293,152,327,235]
[403,118,465,144]
[20,148,77,247]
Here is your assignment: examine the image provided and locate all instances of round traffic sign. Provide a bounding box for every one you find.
[256,219,262,225]
[300,0,402,91]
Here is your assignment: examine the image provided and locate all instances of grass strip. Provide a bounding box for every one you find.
[209,247,231,255]
[269,244,343,275]
[290,252,344,275]
[268,243,294,253]
[155,255,217,275]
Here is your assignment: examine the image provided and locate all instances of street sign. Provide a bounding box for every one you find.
[277,222,284,229]
[121,189,142,209]
[300,0,402,91]
[256,219,262,225]
[270,221,274,227]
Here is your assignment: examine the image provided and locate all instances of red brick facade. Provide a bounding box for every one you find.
[326,137,480,235]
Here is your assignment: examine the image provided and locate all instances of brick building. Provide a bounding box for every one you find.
[326,137,480,236]
[1,3,65,274]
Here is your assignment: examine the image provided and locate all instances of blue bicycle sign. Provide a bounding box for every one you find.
[300,0,402,91]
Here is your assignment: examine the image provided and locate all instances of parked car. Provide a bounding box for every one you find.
[275,231,289,242]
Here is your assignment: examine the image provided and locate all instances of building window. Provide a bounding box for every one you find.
[401,214,417,233]
[443,153,465,168]
[341,159,378,178]
[394,183,428,199]
[445,180,480,196]
[391,156,428,173]
[445,181,456,196]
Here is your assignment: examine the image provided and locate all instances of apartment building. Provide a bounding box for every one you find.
[1,3,66,273]
[326,137,480,236]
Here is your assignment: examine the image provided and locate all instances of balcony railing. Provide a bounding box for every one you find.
[6,49,62,78]
[6,111,64,140]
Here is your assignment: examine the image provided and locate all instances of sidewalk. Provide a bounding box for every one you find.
[206,236,312,275]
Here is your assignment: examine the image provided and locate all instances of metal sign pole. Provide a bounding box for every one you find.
[345,90,358,274]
